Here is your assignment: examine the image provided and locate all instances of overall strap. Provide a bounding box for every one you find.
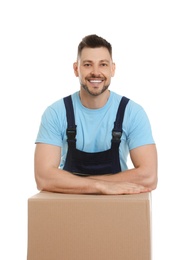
[64,95,130,143]
[112,96,130,142]
[109,96,129,173]
[63,95,76,143]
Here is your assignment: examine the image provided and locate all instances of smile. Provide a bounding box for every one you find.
[90,80,102,82]
[88,79,104,83]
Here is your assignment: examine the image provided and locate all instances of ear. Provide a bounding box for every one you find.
[111,62,116,77]
[73,62,79,77]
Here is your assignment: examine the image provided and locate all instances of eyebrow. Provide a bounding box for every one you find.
[82,59,110,63]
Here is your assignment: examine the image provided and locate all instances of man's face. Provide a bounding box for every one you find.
[73,47,115,96]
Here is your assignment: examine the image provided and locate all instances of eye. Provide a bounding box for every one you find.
[100,63,108,67]
[84,63,91,67]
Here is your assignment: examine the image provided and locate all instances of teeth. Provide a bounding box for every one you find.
[90,80,102,83]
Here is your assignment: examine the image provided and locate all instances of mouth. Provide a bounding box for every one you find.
[88,79,104,84]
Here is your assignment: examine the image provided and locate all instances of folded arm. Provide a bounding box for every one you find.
[34,143,152,195]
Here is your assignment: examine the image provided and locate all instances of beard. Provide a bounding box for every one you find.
[81,83,110,96]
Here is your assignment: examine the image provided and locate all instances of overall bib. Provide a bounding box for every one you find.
[63,95,129,176]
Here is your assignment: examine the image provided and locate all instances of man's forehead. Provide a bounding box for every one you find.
[79,47,111,61]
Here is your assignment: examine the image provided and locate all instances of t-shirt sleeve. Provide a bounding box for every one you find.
[125,101,155,150]
[35,106,64,147]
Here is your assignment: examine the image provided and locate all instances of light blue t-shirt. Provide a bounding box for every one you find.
[35,91,155,171]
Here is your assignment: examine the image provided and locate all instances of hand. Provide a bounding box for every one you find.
[96,181,151,195]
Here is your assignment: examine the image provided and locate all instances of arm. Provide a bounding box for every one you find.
[34,143,97,194]
[87,144,158,191]
[34,143,151,194]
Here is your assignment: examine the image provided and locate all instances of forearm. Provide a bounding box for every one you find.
[35,167,150,195]
[35,167,101,194]
[87,167,157,191]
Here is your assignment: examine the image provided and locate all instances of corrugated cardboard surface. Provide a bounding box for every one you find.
[27,192,151,260]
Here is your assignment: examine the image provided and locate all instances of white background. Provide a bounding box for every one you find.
[0,0,184,259]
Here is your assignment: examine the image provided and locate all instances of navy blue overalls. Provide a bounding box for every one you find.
[63,95,129,176]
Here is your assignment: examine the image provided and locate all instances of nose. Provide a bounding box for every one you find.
[90,65,101,77]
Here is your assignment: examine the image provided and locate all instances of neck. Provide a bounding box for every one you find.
[79,89,110,109]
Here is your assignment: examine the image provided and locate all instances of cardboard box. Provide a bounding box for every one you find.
[27,191,152,260]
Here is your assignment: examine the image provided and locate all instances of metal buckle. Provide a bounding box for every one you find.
[66,128,76,140]
[112,130,122,141]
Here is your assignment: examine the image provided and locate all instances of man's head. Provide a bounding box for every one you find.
[73,34,115,97]
[77,34,112,60]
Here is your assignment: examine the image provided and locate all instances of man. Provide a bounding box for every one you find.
[34,34,157,195]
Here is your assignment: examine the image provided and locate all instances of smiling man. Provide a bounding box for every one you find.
[74,46,115,100]
[34,34,158,195]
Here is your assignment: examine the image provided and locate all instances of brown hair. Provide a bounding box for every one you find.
[77,34,112,59]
